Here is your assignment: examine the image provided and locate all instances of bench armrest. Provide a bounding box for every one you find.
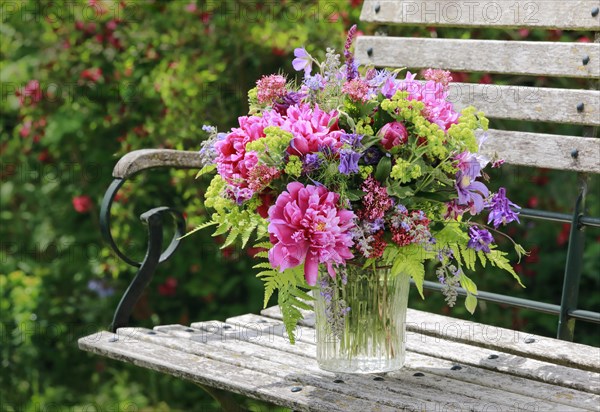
[113,149,203,179]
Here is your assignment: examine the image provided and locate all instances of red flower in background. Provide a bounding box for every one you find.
[72,195,93,213]
[80,68,103,82]
[158,277,178,297]
[16,80,42,107]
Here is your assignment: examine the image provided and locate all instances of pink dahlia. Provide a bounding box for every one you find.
[215,112,284,189]
[268,183,355,286]
[282,104,345,156]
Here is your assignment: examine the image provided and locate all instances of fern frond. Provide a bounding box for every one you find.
[178,221,218,239]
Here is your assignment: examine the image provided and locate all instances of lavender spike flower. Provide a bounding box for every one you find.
[344,25,358,81]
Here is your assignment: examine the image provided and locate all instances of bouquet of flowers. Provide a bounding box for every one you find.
[194,26,525,343]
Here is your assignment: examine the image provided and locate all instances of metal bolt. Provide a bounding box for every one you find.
[258,319,268,323]
[374,4,381,13]
[524,338,536,344]
[147,331,157,335]
[577,103,585,112]
[488,354,499,360]
[583,55,590,65]
[222,325,232,330]
[185,328,195,332]
[290,386,302,393]
[413,372,425,377]
[451,365,463,371]
[367,47,373,57]
[571,149,579,159]
[108,336,118,342]
[373,377,385,381]
[333,379,345,384]
[592,7,599,17]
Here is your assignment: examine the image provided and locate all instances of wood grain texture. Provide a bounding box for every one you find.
[355,37,600,78]
[112,149,202,179]
[360,0,600,30]
[231,312,600,410]
[448,84,600,126]
[479,129,600,173]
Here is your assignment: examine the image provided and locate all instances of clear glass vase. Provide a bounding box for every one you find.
[315,263,410,374]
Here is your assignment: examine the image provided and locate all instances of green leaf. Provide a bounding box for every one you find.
[477,251,487,268]
[387,184,414,199]
[346,190,366,201]
[465,294,478,314]
[178,221,217,239]
[375,156,392,182]
[460,246,477,271]
[460,273,478,295]
[195,164,216,178]
[488,249,525,288]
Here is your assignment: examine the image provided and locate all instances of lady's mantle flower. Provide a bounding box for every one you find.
[292,47,312,75]
[467,226,494,253]
[487,187,520,228]
[268,183,355,286]
[455,171,489,214]
[256,74,287,104]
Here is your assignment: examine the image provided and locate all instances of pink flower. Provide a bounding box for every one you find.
[282,104,344,156]
[73,195,93,213]
[80,68,103,82]
[216,112,284,189]
[17,80,42,107]
[256,74,287,104]
[268,183,355,285]
[378,121,408,150]
[342,78,370,101]
[400,71,460,131]
[423,69,453,91]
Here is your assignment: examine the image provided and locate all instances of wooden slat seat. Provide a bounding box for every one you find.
[79,307,600,411]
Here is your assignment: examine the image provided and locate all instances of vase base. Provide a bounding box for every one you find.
[317,357,405,374]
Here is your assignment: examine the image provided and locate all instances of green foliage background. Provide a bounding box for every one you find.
[0,0,597,410]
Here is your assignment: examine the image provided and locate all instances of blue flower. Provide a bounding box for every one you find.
[303,153,322,173]
[467,226,494,253]
[486,187,521,228]
[338,149,361,175]
[292,47,312,75]
[341,133,363,149]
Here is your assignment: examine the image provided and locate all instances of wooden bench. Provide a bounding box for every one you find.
[80,1,600,410]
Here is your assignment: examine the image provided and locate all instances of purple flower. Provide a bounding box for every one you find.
[273,91,304,115]
[362,146,383,165]
[292,47,312,75]
[467,226,494,253]
[339,149,361,175]
[304,74,326,91]
[303,153,322,173]
[344,25,359,81]
[341,133,363,149]
[486,187,521,228]
[455,171,489,214]
[87,279,115,298]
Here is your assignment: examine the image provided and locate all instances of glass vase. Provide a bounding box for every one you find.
[314,263,410,374]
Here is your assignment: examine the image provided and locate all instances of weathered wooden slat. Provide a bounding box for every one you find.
[225,314,599,410]
[261,305,600,372]
[161,323,579,411]
[479,129,600,173]
[112,149,202,179]
[254,310,600,394]
[404,309,600,372]
[356,37,600,78]
[448,84,600,126]
[360,0,600,30]
[78,331,398,412]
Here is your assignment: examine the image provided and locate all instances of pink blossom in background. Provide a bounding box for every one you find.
[73,195,93,213]
[268,183,355,285]
[17,80,42,107]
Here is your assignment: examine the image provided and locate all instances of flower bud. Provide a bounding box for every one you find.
[378,121,408,150]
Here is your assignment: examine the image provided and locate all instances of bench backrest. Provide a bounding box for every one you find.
[357,0,599,340]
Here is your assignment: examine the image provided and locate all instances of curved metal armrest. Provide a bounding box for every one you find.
[113,149,203,179]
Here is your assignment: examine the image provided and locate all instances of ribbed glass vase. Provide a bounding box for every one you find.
[314,263,410,374]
